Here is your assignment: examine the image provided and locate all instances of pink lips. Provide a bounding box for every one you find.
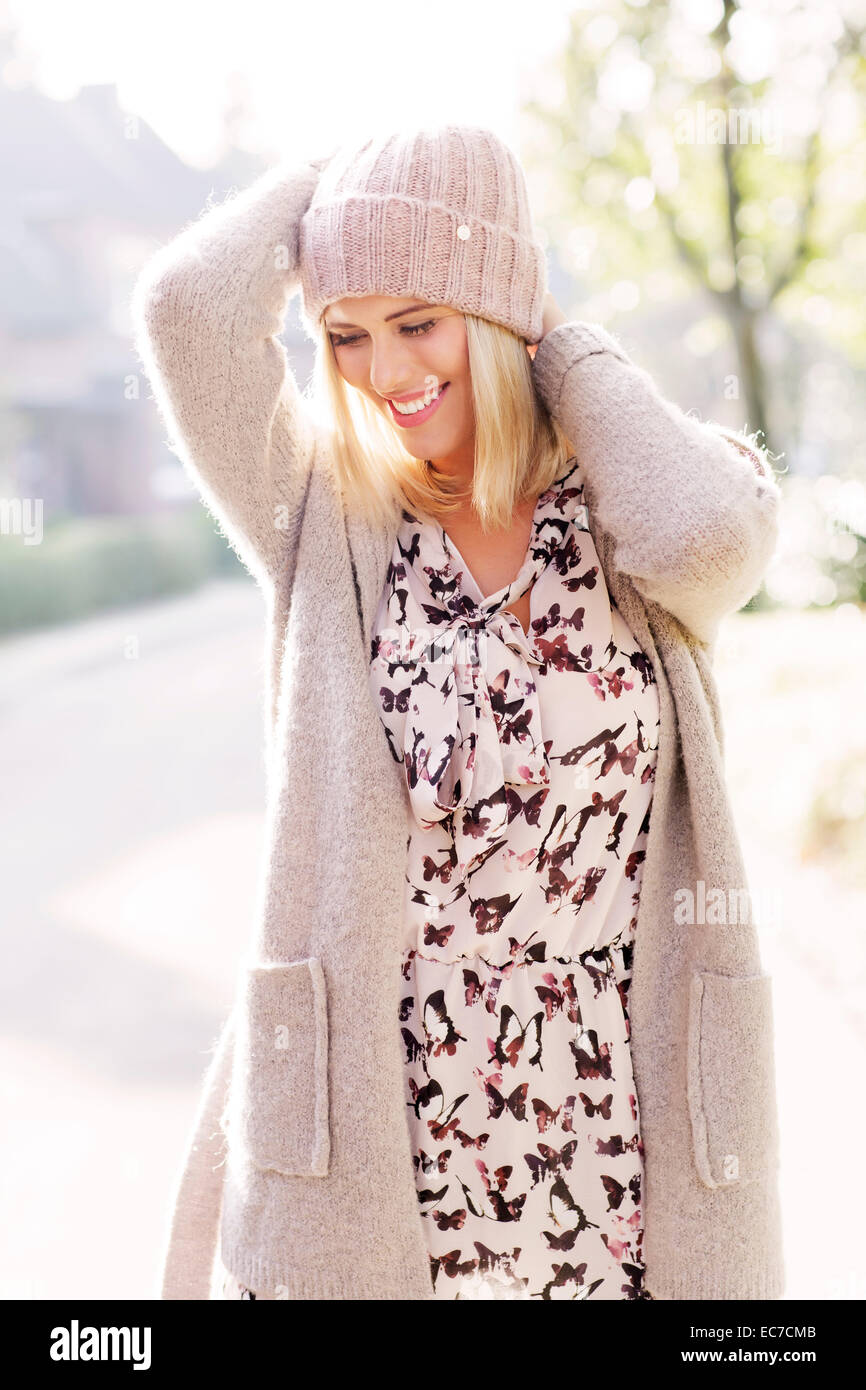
[386,381,449,427]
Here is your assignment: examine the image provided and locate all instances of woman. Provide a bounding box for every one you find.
[131,124,785,1301]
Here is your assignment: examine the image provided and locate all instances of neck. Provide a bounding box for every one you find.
[426,435,476,492]
[424,457,474,499]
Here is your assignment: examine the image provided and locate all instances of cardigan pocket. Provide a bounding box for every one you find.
[222,957,330,1177]
[686,971,780,1190]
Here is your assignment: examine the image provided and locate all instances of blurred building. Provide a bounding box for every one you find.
[0,79,315,518]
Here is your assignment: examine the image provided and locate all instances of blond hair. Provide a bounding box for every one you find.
[307,311,575,534]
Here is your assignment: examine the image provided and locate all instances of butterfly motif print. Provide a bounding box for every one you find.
[371,456,660,972]
[393,931,654,1300]
[224,459,662,1305]
[368,456,661,1302]
[369,458,621,882]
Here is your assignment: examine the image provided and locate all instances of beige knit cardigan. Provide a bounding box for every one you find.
[131,158,786,1301]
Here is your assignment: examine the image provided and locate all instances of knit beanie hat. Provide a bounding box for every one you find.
[297,124,548,344]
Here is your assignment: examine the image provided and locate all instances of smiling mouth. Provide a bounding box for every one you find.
[386,381,450,426]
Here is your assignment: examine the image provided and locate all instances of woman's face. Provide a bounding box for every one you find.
[323,295,475,472]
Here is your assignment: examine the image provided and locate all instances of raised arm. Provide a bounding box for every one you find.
[130,158,328,588]
[530,321,782,646]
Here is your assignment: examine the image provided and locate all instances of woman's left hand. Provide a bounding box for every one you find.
[526,291,568,359]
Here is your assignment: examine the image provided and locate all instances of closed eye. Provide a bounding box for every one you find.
[329,319,437,348]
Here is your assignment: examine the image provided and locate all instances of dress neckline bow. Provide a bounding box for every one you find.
[370,456,611,879]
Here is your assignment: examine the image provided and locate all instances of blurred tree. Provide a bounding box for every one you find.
[524,0,866,461]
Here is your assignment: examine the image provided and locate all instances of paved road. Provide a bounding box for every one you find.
[0,579,267,1299]
[0,585,862,1299]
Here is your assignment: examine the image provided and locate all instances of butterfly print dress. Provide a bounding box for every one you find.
[365,455,662,1301]
[217,455,661,1302]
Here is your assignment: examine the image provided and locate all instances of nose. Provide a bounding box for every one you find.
[368,335,418,401]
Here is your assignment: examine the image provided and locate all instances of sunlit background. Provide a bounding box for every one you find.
[1,0,865,1302]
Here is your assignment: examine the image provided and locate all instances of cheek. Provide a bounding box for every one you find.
[429,335,469,388]
[439,327,470,383]
[335,353,366,390]
[447,344,471,396]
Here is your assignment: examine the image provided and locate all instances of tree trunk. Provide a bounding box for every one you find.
[728,298,770,449]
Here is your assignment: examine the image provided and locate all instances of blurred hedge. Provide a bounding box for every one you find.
[0,505,247,636]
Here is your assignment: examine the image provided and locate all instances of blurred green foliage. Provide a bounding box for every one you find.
[761,474,866,608]
[801,746,866,890]
[524,0,866,469]
[0,505,247,636]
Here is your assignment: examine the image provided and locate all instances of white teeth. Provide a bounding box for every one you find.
[392,385,441,415]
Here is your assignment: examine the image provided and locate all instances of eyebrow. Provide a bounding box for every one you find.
[325,302,434,331]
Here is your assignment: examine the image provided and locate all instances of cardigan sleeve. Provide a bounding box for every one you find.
[130,159,326,589]
[530,321,782,646]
